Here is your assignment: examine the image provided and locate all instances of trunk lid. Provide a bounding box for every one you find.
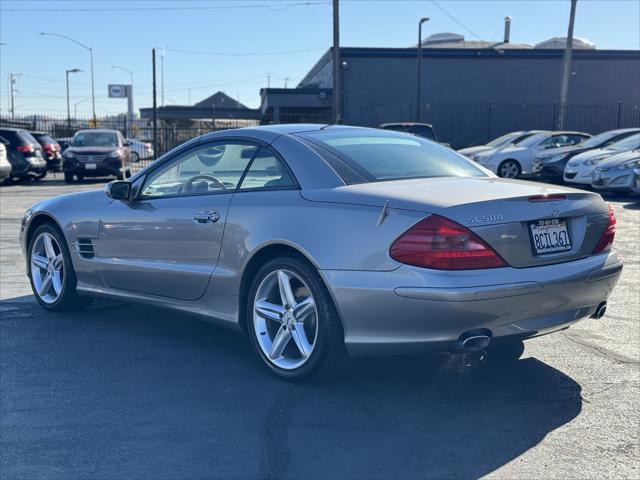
[302,177,610,268]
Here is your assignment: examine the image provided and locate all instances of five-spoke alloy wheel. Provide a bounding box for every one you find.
[247,256,346,380]
[28,224,90,311]
[30,231,65,304]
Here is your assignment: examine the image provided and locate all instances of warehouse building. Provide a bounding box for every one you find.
[259,32,640,147]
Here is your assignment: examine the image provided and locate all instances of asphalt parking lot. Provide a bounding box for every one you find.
[1,176,639,480]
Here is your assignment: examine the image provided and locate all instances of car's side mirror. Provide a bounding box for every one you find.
[106,180,132,200]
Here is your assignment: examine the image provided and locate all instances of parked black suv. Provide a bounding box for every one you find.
[63,129,132,183]
[31,131,63,172]
[0,128,47,181]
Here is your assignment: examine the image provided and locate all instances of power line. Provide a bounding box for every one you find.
[166,46,326,57]
[428,0,484,41]
[2,1,328,12]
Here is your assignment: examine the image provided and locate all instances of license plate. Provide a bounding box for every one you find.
[529,218,572,255]
[85,163,97,170]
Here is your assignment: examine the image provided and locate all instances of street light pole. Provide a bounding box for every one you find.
[39,32,97,126]
[416,17,429,123]
[66,68,81,130]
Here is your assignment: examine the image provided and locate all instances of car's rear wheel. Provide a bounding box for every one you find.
[247,256,347,381]
[498,160,521,179]
[28,224,92,311]
[64,173,74,184]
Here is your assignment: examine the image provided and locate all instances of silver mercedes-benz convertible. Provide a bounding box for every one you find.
[20,124,622,380]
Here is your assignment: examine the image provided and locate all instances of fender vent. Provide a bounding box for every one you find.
[75,238,95,259]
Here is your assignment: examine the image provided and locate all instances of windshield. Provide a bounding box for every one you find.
[516,133,548,148]
[579,131,627,149]
[299,128,487,182]
[608,133,640,152]
[72,131,118,147]
[487,132,521,147]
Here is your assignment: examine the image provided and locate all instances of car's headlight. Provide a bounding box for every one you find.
[616,159,640,170]
[64,150,75,158]
[585,156,607,166]
[109,150,121,158]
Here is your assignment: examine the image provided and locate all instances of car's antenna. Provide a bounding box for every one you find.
[376,201,390,226]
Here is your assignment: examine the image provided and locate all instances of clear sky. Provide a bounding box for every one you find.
[1,0,639,117]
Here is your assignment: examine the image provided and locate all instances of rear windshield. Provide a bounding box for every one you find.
[17,131,40,145]
[33,134,56,144]
[72,131,118,147]
[298,129,487,182]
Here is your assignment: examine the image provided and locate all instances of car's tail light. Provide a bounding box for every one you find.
[16,145,34,153]
[390,214,507,270]
[592,205,616,254]
[43,144,54,151]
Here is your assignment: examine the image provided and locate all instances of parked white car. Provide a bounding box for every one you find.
[473,131,590,178]
[591,150,640,193]
[458,130,544,158]
[564,133,640,186]
[0,142,11,182]
[127,139,154,162]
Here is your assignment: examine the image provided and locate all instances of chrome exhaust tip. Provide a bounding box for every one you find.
[591,302,607,319]
[461,334,491,351]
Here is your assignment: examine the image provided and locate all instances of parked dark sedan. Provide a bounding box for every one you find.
[534,128,640,182]
[63,129,132,183]
[0,128,47,181]
[31,131,63,172]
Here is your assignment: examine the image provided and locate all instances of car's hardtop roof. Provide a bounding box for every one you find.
[380,122,433,127]
[0,127,26,133]
[200,123,371,143]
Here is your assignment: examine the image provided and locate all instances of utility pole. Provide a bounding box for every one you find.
[152,49,158,158]
[557,0,578,130]
[8,73,19,119]
[161,47,165,107]
[284,77,289,89]
[416,17,430,123]
[332,0,341,124]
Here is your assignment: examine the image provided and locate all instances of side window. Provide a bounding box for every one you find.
[569,135,587,145]
[141,142,257,198]
[239,147,296,190]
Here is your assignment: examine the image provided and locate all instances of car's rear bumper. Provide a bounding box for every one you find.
[320,252,622,356]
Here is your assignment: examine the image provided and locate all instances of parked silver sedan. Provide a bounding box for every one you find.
[19,125,622,380]
[591,150,640,193]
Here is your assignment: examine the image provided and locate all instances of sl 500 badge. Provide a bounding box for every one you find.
[467,213,504,225]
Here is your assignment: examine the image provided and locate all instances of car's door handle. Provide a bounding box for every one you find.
[193,209,220,224]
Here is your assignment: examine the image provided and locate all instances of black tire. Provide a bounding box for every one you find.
[64,173,74,184]
[487,340,525,364]
[34,171,47,180]
[497,160,521,179]
[246,256,348,381]
[28,223,92,312]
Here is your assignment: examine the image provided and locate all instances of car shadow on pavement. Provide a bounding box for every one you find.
[0,296,582,480]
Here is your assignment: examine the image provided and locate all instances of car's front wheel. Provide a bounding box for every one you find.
[28,224,92,311]
[247,256,347,381]
[498,160,521,179]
